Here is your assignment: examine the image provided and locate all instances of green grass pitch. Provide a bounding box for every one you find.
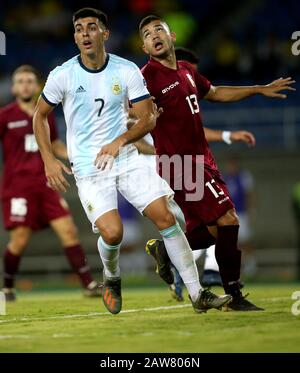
[0,284,300,352]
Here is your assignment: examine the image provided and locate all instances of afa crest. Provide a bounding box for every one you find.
[112,80,122,95]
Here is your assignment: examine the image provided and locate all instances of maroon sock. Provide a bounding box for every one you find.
[215,225,241,294]
[186,225,216,251]
[3,248,21,289]
[64,244,94,288]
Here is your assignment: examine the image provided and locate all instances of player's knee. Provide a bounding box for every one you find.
[100,226,123,246]
[9,230,30,254]
[218,209,239,226]
[156,210,176,230]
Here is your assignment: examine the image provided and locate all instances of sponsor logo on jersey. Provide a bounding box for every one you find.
[7,120,28,129]
[76,86,86,93]
[162,81,179,94]
[186,73,196,87]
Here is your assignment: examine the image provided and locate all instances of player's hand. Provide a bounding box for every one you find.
[261,77,296,98]
[44,157,72,193]
[151,96,163,119]
[94,138,124,171]
[230,130,256,147]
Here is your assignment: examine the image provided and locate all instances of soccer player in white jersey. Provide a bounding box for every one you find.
[33,7,232,314]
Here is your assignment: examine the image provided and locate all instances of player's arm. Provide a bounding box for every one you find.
[127,111,156,155]
[51,139,69,160]
[204,127,256,146]
[33,97,71,192]
[204,77,296,102]
[94,98,157,169]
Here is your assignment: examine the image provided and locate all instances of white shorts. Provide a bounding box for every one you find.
[75,147,173,232]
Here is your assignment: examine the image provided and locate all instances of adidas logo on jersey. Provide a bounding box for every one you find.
[75,86,86,93]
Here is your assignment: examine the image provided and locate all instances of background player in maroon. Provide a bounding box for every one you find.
[0,65,100,300]
[139,15,295,311]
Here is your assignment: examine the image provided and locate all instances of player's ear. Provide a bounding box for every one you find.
[170,31,177,43]
[142,44,149,55]
[103,29,110,41]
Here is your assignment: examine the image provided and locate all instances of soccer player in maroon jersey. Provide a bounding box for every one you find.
[138,15,296,311]
[0,65,100,300]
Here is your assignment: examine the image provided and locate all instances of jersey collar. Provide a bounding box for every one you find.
[78,54,110,73]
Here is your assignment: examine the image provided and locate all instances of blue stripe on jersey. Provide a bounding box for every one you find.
[41,92,57,107]
[131,93,151,103]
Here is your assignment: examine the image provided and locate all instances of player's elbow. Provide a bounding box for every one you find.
[142,112,156,132]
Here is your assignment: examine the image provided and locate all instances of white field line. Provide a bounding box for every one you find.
[0,296,290,325]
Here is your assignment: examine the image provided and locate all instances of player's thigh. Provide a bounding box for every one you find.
[50,215,79,247]
[118,154,174,224]
[76,174,119,234]
[95,209,123,245]
[8,226,32,254]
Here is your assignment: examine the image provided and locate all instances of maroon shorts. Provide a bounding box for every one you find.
[2,183,70,231]
[173,167,235,234]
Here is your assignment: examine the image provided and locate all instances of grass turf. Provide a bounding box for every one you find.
[0,283,300,352]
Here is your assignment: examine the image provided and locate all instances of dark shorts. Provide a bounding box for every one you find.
[173,167,235,234]
[2,183,70,231]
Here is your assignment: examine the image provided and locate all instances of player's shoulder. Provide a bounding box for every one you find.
[141,60,158,78]
[178,60,197,74]
[108,53,139,72]
[0,102,19,117]
[48,55,80,79]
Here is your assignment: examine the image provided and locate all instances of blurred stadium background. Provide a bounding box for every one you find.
[0,0,299,290]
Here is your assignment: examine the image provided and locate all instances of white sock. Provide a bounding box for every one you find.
[193,249,205,262]
[203,245,219,272]
[160,222,202,302]
[97,236,121,278]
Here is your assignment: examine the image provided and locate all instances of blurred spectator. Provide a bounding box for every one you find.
[223,156,257,277]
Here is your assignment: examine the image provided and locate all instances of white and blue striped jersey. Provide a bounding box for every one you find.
[42,53,150,177]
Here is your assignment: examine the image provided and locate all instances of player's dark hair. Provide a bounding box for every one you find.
[175,47,199,65]
[139,15,165,36]
[12,65,41,82]
[73,7,108,29]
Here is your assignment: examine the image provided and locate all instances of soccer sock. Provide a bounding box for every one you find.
[215,225,241,294]
[186,225,215,251]
[3,248,21,289]
[203,245,220,272]
[160,222,202,302]
[97,236,121,278]
[193,249,204,262]
[64,244,94,288]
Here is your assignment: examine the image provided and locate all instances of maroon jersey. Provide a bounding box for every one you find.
[141,58,217,169]
[0,102,58,198]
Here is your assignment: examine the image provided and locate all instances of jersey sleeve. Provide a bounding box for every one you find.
[126,64,151,104]
[48,112,59,142]
[42,69,65,106]
[194,71,211,99]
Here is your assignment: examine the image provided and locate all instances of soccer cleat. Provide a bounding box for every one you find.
[145,239,174,285]
[225,292,265,311]
[2,288,16,302]
[201,270,223,287]
[101,273,122,314]
[83,281,102,298]
[169,265,184,301]
[190,289,232,313]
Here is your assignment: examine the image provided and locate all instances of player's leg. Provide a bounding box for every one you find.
[94,210,123,314]
[49,215,100,297]
[41,186,99,297]
[2,226,32,301]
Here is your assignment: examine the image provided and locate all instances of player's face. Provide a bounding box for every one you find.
[141,21,176,58]
[74,17,109,56]
[12,72,40,102]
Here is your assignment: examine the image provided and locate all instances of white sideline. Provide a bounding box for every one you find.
[0,296,290,325]
[0,304,191,324]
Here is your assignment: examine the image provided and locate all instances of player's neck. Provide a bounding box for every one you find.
[80,50,107,71]
[152,52,177,70]
[16,99,36,117]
